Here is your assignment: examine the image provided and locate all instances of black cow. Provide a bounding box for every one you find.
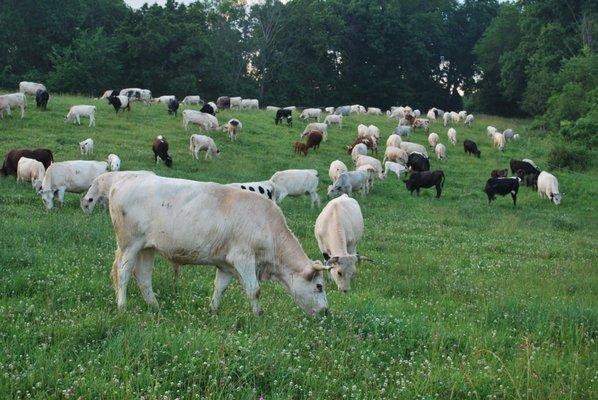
[405,170,445,198]
[167,99,179,116]
[108,96,130,114]
[484,177,520,206]
[464,139,481,158]
[200,103,215,116]
[1,148,53,176]
[516,169,539,189]
[35,89,49,110]
[275,109,293,126]
[152,136,172,167]
[510,159,540,176]
[406,152,430,172]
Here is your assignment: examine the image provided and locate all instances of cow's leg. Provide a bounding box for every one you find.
[310,191,321,208]
[232,256,262,316]
[76,115,81,125]
[171,263,181,278]
[57,187,66,207]
[116,243,143,309]
[20,105,25,119]
[133,248,159,308]
[210,268,234,313]
[436,184,442,198]
[416,188,420,196]
[511,193,517,207]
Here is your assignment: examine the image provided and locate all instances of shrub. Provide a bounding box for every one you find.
[547,146,592,171]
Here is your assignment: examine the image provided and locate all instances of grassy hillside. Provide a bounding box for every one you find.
[0,94,596,399]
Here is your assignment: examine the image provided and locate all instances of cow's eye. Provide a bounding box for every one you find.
[337,271,343,277]
[88,198,93,202]
[316,284,323,292]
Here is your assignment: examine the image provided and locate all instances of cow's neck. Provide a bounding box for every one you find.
[273,228,312,278]
[325,209,349,257]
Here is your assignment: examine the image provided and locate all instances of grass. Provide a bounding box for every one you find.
[0,94,596,399]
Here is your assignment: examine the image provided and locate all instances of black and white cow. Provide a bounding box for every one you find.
[484,177,520,206]
[108,95,131,114]
[152,135,172,167]
[227,180,277,201]
[406,152,430,172]
[200,103,216,116]
[275,109,293,126]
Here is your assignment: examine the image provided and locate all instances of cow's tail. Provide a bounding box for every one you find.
[111,247,122,296]
[189,135,195,155]
[441,172,445,187]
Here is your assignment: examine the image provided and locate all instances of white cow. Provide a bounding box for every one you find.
[355,155,383,179]
[270,169,320,208]
[65,105,96,127]
[464,114,474,127]
[493,132,506,151]
[230,97,242,110]
[399,141,428,157]
[108,174,329,315]
[152,95,175,105]
[382,146,408,165]
[226,180,277,201]
[182,110,219,131]
[443,112,450,127]
[487,126,498,138]
[329,160,348,183]
[427,109,437,121]
[327,170,370,197]
[314,195,366,292]
[16,157,45,191]
[537,171,562,205]
[283,106,297,111]
[447,128,457,145]
[19,81,46,95]
[324,114,343,128]
[435,143,447,160]
[79,138,94,155]
[386,134,402,148]
[81,170,155,213]
[351,143,368,162]
[302,122,328,141]
[300,108,322,121]
[325,107,335,114]
[381,161,407,180]
[107,154,121,171]
[0,93,27,118]
[266,106,280,112]
[189,134,220,160]
[39,160,108,209]
[181,96,202,105]
[367,107,382,116]
[428,132,440,148]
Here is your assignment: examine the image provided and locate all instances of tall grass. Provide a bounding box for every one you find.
[0,95,596,399]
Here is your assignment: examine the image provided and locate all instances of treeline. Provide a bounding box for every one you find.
[0,0,595,145]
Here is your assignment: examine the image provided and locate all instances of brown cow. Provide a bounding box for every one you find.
[1,148,53,176]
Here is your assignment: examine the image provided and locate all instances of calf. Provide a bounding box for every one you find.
[306,131,323,151]
[107,154,121,171]
[491,169,508,178]
[167,99,180,116]
[405,170,445,198]
[294,141,308,156]
[189,134,220,161]
[327,171,370,197]
[16,157,46,191]
[79,138,94,155]
[275,109,293,126]
[406,152,430,172]
[152,135,172,167]
[347,137,376,155]
[463,139,480,158]
[484,177,519,207]
[35,89,49,110]
[65,105,96,127]
[1,148,53,176]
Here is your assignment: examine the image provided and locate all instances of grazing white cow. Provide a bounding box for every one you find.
[227,180,277,201]
[399,141,428,157]
[325,107,335,114]
[351,143,368,162]
[182,110,219,131]
[79,138,94,155]
[327,170,370,197]
[428,132,440,148]
[189,134,220,160]
[464,114,474,127]
[39,160,108,209]
[300,108,322,121]
[81,170,155,213]
[382,146,408,165]
[0,93,27,118]
[447,128,457,145]
[367,107,383,116]
[324,114,343,128]
[108,175,329,315]
[487,126,498,137]
[19,81,46,95]
[355,155,383,179]
[270,169,320,208]
[329,160,348,183]
[386,134,402,148]
[266,106,280,112]
[537,171,562,205]
[458,111,467,120]
[107,154,121,171]
[493,132,506,151]
[435,143,447,160]
[427,109,437,121]
[16,157,45,191]
[181,95,202,105]
[230,97,242,110]
[314,195,366,292]
[451,111,460,123]
[443,112,450,127]
[65,105,96,127]
[152,95,176,105]
[381,161,407,180]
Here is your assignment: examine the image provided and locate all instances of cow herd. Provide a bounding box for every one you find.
[0,81,565,316]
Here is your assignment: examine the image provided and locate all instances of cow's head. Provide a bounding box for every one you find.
[551,192,562,205]
[327,177,345,198]
[164,156,173,167]
[284,261,329,316]
[80,194,97,214]
[39,189,55,210]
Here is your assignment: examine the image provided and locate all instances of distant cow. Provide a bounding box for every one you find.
[152,135,172,167]
[406,152,430,172]
[484,177,520,207]
[405,170,445,198]
[200,103,216,116]
[216,96,230,109]
[305,131,323,151]
[1,148,53,176]
[167,99,180,116]
[510,159,540,176]
[108,95,130,114]
[463,139,481,158]
[275,109,292,126]
[35,89,49,110]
